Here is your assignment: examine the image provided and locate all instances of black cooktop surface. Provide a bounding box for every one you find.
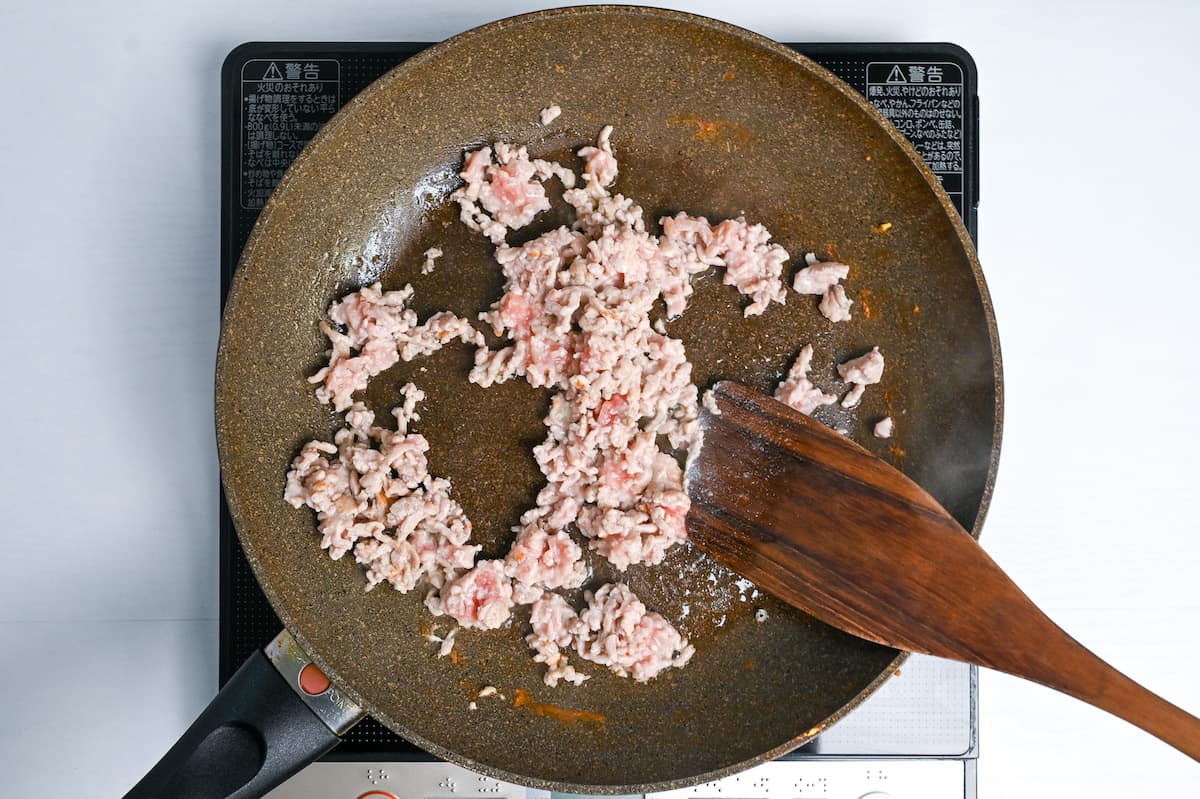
[219,40,978,757]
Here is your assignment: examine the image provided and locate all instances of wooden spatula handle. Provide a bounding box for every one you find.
[1038,631,1200,760]
[932,546,1200,760]
[688,381,1200,761]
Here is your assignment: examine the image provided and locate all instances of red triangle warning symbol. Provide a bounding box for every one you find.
[886,65,907,83]
[263,62,284,81]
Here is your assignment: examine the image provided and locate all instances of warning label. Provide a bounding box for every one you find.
[865,62,965,211]
[239,59,340,209]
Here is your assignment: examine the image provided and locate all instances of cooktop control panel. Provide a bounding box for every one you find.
[265,759,969,799]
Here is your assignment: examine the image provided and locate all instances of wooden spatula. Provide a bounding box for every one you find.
[687,380,1200,760]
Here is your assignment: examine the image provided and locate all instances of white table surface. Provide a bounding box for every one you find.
[2,0,1197,795]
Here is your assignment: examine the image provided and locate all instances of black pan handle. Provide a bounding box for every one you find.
[123,630,365,799]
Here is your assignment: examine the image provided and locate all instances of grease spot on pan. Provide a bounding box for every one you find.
[513,689,606,729]
[666,114,752,147]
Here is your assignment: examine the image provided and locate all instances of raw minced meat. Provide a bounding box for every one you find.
[660,212,789,317]
[838,346,885,408]
[578,124,618,187]
[527,592,591,687]
[504,524,587,596]
[527,585,692,686]
[574,583,694,682]
[426,559,514,630]
[421,247,442,275]
[285,385,480,589]
[793,256,853,323]
[818,283,853,322]
[451,142,576,244]
[308,283,482,411]
[456,127,780,581]
[792,257,849,294]
[874,416,894,439]
[774,344,837,415]
[539,104,562,125]
[287,122,884,687]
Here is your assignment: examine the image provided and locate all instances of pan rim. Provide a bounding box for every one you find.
[215,5,1003,793]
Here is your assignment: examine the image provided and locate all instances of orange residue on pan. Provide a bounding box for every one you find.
[742,658,757,671]
[822,241,841,261]
[882,386,900,422]
[882,387,900,422]
[418,621,432,639]
[865,154,873,162]
[912,304,921,314]
[882,387,906,465]
[513,689,607,729]
[724,71,736,81]
[859,289,874,320]
[448,649,462,665]
[554,64,565,74]
[666,114,752,147]
[872,221,893,234]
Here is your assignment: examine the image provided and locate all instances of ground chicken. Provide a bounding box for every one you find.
[792,257,849,294]
[574,583,694,682]
[838,346,885,408]
[421,247,442,275]
[426,559,514,630]
[874,416,894,438]
[818,283,853,322]
[774,345,838,415]
[287,123,883,687]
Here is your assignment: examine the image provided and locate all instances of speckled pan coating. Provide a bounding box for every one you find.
[215,6,1002,793]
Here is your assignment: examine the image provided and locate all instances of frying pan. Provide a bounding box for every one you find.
[127,6,1001,797]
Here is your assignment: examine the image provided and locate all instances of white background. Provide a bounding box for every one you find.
[2,0,1197,795]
